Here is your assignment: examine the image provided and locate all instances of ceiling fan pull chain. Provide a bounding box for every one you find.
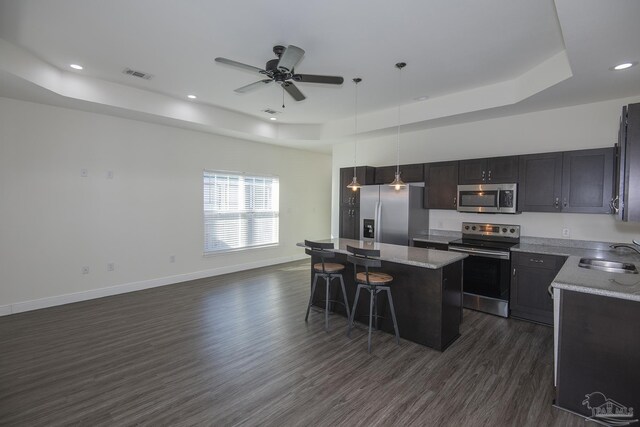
[282,86,285,109]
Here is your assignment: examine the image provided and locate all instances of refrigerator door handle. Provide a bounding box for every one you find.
[375,201,381,243]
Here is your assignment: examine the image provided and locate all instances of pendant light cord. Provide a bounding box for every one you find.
[353,79,359,178]
[396,64,402,175]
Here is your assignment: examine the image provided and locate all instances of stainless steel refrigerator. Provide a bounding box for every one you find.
[359,184,429,246]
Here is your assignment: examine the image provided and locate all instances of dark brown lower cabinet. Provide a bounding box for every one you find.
[510,251,566,325]
[340,207,359,240]
[556,290,639,420]
[413,241,449,251]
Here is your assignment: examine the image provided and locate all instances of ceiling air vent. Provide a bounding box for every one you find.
[262,109,280,115]
[122,68,154,80]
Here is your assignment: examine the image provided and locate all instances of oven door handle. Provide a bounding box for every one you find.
[449,246,511,260]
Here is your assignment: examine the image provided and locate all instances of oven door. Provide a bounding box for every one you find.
[449,246,511,317]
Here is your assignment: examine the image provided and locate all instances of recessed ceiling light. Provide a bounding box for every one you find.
[612,62,637,71]
[270,117,277,121]
[70,64,83,70]
[187,94,197,99]
[414,95,429,101]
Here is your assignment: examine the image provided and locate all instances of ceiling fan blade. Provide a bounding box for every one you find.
[215,57,266,75]
[292,74,344,85]
[277,45,305,73]
[283,82,306,101]
[235,80,273,93]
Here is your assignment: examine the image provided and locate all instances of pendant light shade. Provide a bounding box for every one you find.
[346,77,363,191]
[389,62,406,190]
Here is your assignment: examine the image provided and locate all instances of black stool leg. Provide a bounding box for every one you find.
[347,284,362,337]
[324,274,330,331]
[373,288,379,330]
[339,275,351,320]
[305,273,318,322]
[367,287,374,354]
[385,286,400,345]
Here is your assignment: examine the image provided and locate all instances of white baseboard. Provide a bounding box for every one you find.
[1,254,307,316]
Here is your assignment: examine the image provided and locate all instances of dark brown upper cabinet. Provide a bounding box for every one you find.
[519,148,614,213]
[616,103,640,221]
[374,163,424,185]
[340,166,375,206]
[424,161,458,210]
[459,156,519,184]
[519,152,563,212]
[561,148,614,214]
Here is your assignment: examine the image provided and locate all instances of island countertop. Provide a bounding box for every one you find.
[297,238,466,269]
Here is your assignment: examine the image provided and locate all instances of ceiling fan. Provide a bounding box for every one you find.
[215,45,344,102]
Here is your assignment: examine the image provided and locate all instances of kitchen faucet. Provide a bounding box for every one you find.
[610,240,640,254]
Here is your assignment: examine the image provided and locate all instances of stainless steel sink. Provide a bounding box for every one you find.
[578,258,638,274]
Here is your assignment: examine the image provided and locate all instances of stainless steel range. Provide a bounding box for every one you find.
[448,222,520,317]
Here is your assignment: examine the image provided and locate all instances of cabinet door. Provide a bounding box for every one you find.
[561,148,614,213]
[625,103,640,222]
[519,152,563,212]
[374,166,397,185]
[399,163,425,182]
[339,207,359,239]
[458,159,487,184]
[340,168,359,205]
[487,156,519,183]
[510,252,565,326]
[424,161,459,210]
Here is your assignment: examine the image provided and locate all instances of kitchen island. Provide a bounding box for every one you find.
[298,238,467,351]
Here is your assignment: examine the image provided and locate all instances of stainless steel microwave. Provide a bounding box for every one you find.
[457,183,518,214]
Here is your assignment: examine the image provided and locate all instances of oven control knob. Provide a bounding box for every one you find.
[509,228,516,234]
[465,225,470,230]
[471,226,476,231]
[502,227,507,233]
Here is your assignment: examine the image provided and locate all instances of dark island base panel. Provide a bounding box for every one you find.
[310,254,463,351]
[556,290,640,420]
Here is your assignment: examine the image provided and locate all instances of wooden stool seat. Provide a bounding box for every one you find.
[313,262,345,273]
[356,271,393,284]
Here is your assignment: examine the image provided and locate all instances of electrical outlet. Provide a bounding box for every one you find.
[170,255,175,263]
[562,228,570,238]
[107,263,114,271]
[80,168,88,177]
[82,266,90,274]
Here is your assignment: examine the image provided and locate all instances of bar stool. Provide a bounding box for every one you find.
[346,245,400,353]
[304,240,351,331]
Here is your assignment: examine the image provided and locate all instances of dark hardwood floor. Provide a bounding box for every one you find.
[0,260,587,426]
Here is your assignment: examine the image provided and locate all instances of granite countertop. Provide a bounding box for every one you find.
[297,238,466,269]
[514,238,640,302]
[412,230,461,245]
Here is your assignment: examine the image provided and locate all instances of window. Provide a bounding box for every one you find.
[203,170,279,253]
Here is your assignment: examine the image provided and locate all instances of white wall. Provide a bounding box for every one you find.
[0,97,332,313]
[332,96,640,242]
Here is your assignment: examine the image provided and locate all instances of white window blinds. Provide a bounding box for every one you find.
[203,171,279,253]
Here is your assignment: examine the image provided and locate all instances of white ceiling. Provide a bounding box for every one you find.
[0,0,639,151]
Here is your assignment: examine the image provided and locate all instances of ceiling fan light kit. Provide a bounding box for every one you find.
[215,45,344,104]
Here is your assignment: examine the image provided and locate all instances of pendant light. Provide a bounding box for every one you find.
[347,77,363,191]
[389,62,407,190]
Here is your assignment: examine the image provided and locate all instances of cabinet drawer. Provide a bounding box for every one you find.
[515,253,561,270]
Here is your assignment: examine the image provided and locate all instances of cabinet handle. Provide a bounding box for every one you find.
[611,196,620,214]
[554,197,560,209]
[547,284,554,299]
[529,258,544,263]
[488,170,492,181]
[453,196,457,207]
[481,170,486,182]
[513,267,516,277]
[563,198,567,208]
